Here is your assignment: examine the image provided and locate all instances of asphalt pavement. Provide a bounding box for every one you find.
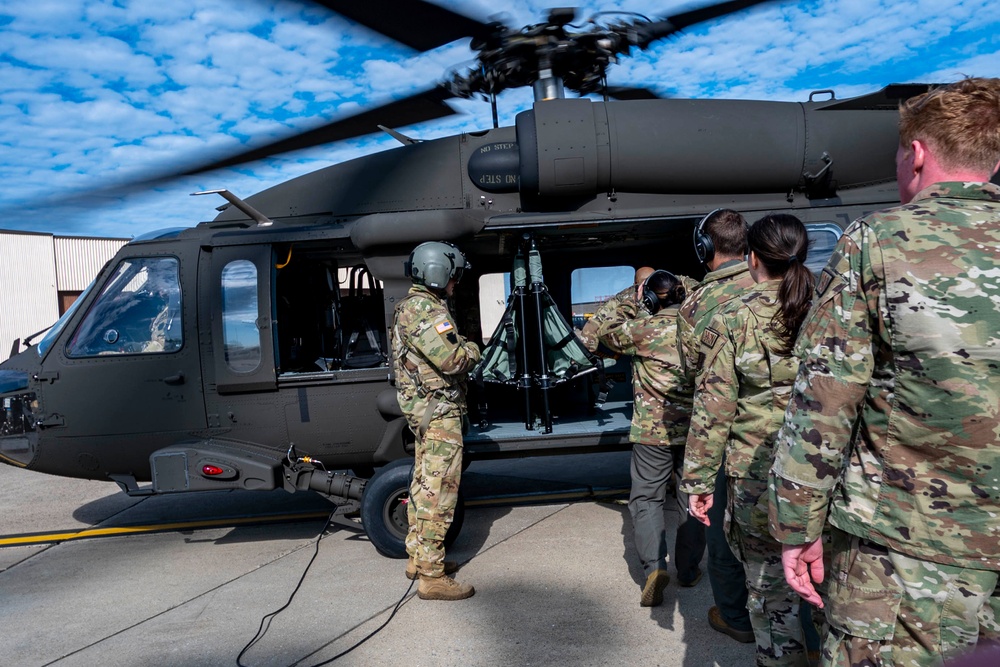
[0,453,755,666]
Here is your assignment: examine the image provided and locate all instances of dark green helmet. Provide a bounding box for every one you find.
[405,241,469,289]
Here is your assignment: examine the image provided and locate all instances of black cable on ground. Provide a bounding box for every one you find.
[300,578,415,666]
[236,510,336,667]
[236,478,418,666]
[296,459,419,666]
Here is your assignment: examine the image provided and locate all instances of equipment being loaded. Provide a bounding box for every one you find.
[473,235,610,434]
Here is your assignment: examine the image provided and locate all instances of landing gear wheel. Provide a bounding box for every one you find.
[360,458,466,559]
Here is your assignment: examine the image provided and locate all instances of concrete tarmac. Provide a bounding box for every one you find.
[0,453,755,666]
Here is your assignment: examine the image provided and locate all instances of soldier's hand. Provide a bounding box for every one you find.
[688,492,713,526]
[781,540,825,608]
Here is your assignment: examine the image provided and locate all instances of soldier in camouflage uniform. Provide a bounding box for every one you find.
[682,214,823,666]
[768,77,1000,666]
[676,208,757,643]
[392,241,481,601]
[577,266,655,353]
[596,269,705,606]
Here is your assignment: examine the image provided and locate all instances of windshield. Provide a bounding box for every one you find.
[66,257,182,356]
[36,280,97,358]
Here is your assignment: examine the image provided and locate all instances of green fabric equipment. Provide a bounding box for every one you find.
[472,236,610,433]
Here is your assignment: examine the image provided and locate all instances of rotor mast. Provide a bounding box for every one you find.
[533,67,566,102]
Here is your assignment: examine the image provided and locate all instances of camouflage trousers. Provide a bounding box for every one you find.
[404,405,464,578]
[727,476,826,667]
[822,527,1000,667]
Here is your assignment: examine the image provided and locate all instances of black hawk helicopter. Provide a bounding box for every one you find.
[0,0,941,556]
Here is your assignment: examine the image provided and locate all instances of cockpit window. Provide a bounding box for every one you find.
[66,257,182,357]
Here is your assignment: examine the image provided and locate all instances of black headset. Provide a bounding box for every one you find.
[640,270,680,315]
[693,208,723,265]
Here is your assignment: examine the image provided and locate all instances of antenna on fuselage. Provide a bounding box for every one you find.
[191,189,273,227]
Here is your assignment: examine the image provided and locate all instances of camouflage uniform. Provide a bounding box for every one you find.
[677,261,756,386]
[578,284,637,353]
[392,284,481,577]
[598,297,690,447]
[768,182,1000,666]
[597,295,705,583]
[682,281,825,666]
[677,260,757,632]
[580,277,699,353]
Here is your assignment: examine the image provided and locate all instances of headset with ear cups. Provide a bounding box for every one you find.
[640,270,681,315]
[693,208,724,265]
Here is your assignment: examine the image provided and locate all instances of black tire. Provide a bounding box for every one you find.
[360,458,465,559]
[349,465,376,480]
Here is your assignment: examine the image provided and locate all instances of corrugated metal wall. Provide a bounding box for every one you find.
[0,232,128,362]
[54,236,128,291]
[0,232,59,361]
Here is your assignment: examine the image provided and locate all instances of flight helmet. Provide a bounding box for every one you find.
[405,241,469,290]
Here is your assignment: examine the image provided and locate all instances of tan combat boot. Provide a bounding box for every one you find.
[405,559,459,580]
[640,569,670,607]
[417,573,475,601]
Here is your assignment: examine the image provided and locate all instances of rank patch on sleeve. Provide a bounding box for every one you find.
[701,327,721,349]
[435,320,454,334]
[816,268,835,298]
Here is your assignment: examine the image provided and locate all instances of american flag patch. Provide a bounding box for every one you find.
[435,321,454,334]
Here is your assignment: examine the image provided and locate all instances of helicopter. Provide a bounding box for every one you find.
[0,0,963,558]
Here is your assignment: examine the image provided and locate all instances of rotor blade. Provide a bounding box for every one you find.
[4,87,461,216]
[177,86,459,176]
[605,86,662,101]
[314,0,495,51]
[634,0,776,47]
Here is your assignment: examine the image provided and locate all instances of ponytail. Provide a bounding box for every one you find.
[747,214,813,353]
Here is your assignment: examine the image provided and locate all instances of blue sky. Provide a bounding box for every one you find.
[1,0,998,239]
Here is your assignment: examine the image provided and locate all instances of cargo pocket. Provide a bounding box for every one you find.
[826,534,903,642]
[827,579,901,641]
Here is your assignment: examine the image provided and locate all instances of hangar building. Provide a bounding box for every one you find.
[0,230,128,363]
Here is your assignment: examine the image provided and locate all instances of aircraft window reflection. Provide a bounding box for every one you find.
[571,266,633,330]
[66,257,182,357]
[804,223,845,274]
[221,260,262,373]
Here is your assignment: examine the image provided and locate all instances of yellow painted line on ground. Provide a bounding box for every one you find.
[0,511,332,548]
[0,452,28,467]
[0,489,629,548]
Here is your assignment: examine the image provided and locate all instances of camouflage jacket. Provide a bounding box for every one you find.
[597,298,690,446]
[676,261,756,388]
[391,285,481,419]
[769,182,1000,569]
[578,284,638,353]
[681,280,799,493]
